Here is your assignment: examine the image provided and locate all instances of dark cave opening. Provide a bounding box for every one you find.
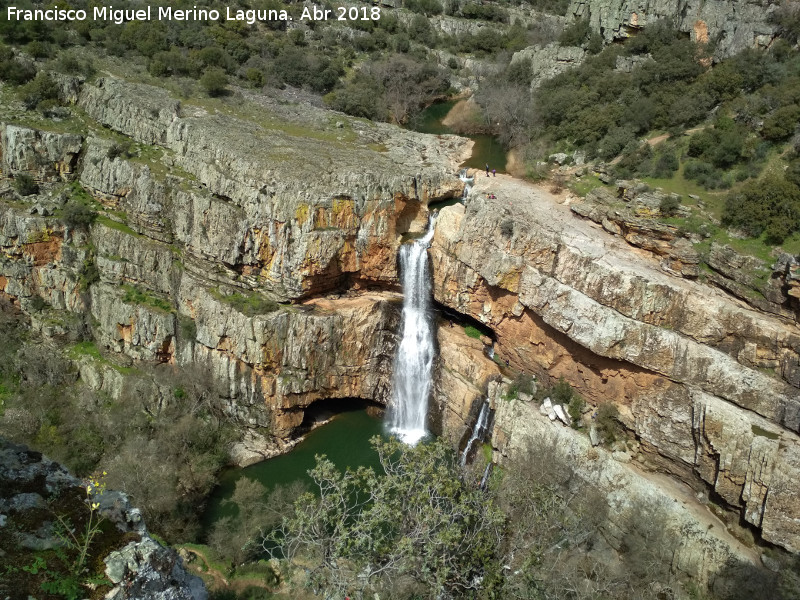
[297,396,384,433]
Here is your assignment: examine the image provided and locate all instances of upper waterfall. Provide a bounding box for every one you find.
[387,213,438,444]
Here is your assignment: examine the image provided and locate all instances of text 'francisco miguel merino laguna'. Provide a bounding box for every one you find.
[6,5,380,24]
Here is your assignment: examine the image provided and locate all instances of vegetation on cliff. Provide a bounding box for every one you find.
[0,308,235,543]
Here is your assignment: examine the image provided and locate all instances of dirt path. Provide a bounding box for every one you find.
[183,547,230,589]
[647,125,707,146]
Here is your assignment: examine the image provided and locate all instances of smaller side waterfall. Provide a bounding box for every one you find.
[387,214,438,445]
[460,399,492,467]
[480,462,493,490]
[459,169,474,199]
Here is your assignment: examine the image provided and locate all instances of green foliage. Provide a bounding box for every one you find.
[200,67,228,97]
[405,0,443,16]
[268,437,503,597]
[550,376,573,404]
[53,50,95,78]
[687,124,746,168]
[78,258,100,291]
[761,104,800,141]
[567,393,585,427]
[461,2,508,22]
[0,45,36,85]
[122,284,173,313]
[14,173,39,196]
[18,71,60,110]
[325,72,383,120]
[595,402,621,444]
[522,0,570,16]
[723,172,800,243]
[61,202,97,230]
[504,372,535,400]
[179,315,197,341]
[505,57,532,86]
[107,141,133,160]
[660,195,681,216]
[464,325,482,339]
[559,18,590,47]
[216,290,279,316]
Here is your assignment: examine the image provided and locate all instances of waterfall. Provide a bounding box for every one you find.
[387,214,438,445]
[460,399,491,467]
[479,461,492,490]
[459,169,474,199]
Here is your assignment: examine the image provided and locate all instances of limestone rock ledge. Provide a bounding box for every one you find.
[0,436,207,600]
[491,395,762,586]
[430,183,800,552]
[1,79,469,460]
[569,0,777,60]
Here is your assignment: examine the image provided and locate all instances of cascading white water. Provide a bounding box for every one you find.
[460,399,490,467]
[387,215,438,445]
[459,169,474,199]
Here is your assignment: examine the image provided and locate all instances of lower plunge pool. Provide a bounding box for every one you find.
[202,404,385,531]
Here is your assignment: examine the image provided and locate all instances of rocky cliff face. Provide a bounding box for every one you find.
[0,76,468,463]
[430,177,800,553]
[0,437,207,600]
[569,0,778,59]
[2,69,799,566]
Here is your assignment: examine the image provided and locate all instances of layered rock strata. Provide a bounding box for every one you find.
[0,76,469,461]
[490,391,761,588]
[569,0,778,59]
[430,176,800,552]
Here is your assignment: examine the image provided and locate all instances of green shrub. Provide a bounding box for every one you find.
[122,284,173,312]
[567,394,585,427]
[200,67,228,97]
[595,403,620,444]
[54,50,95,78]
[651,151,679,178]
[19,71,60,110]
[515,372,535,396]
[62,202,97,229]
[551,377,573,404]
[107,142,132,160]
[218,291,279,316]
[761,104,800,141]
[659,195,681,216]
[0,47,36,85]
[722,173,800,243]
[14,173,38,196]
[406,0,443,16]
[559,18,590,47]
[179,315,197,340]
[78,258,99,290]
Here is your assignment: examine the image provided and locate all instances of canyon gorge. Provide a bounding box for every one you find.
[1,67,799,594]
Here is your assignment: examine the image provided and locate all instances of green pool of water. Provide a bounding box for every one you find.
[410,100,507,173]
[203,408,385,528]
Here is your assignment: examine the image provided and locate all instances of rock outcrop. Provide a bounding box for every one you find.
[511,43,588,90]
[490,391,763,586]
[569,0,778,59]
[430,176,800,552]
[0,437,206,600]
[0,76,470,461]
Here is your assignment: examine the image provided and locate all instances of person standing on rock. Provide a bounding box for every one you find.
[492,169,496,177]
[485,163,490,176]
